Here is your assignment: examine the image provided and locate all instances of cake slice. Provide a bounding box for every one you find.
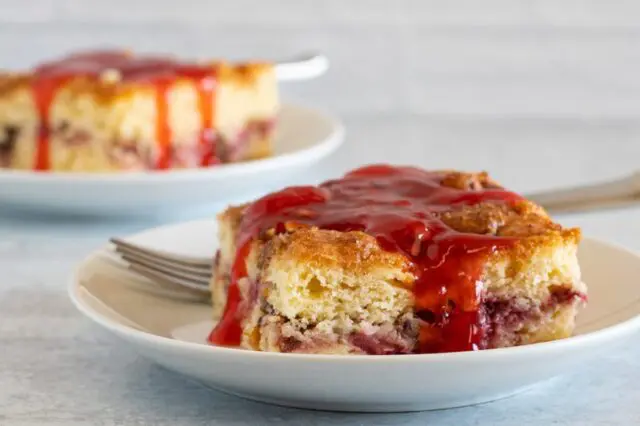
[0,50,278,171]
[209,165,586,354]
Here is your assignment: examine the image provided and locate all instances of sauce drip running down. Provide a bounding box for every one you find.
[31,50,218,170]
[209,165,524,353]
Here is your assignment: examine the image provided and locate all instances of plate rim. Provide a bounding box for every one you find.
[0,103,344,184]
[69,221,640,364]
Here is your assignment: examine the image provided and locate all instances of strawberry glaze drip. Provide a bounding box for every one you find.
[208,165,524,353]
[30,50,218,170]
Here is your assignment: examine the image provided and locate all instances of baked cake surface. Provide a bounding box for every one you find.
[0,50,278,171]
[209,165,587,354]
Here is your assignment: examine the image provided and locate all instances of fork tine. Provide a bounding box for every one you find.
[121,253,211,285]
[128,263,211,293]
[115,248,213,278]
[114,249,213,277]
[97,252,211,303]
[114,245,213,275]
[110,238,212,268]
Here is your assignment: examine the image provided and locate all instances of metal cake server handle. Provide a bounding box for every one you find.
[275,52,329,81]
[525,171,640,214]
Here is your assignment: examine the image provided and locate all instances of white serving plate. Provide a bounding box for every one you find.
[0,104,343,217]
[69,219,640,412]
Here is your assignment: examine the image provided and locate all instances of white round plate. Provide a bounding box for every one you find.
[69,219,640,412]
[0,104,343,217]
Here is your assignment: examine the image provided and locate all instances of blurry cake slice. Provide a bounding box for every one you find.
[209,165,587,354]
[0,50,278,171]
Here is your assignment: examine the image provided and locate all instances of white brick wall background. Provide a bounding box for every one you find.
[1,0,640,189]
[2,0,640,118]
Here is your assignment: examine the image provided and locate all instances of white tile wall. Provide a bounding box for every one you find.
[1,0,639,118]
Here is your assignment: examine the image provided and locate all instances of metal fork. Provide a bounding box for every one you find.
[109,238,212,295]
[110,171,640,296]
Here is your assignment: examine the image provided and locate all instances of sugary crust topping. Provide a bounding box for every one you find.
[217,62,274,86]
[435,199,575,239]
[217,204,246,230]
[430,171,577,240]
[439,170,500,191]
[0,73,30,96]
[220,170,581,272]
[260,228,415,286]
[0,60,274,103]
[249,217,581,297]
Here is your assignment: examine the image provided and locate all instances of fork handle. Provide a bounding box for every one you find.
[525,172,640,214]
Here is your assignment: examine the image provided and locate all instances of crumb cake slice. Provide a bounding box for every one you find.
[208,165,587,354]
[0,50,278,171]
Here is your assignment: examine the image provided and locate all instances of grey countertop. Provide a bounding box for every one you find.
[2,115,640,425]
